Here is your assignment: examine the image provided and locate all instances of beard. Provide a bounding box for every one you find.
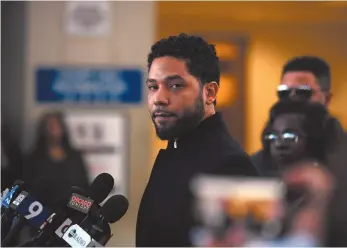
[151,93,205,141]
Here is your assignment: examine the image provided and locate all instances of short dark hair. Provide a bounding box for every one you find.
[147,33,220,86]
[262,100,336,163]
[282,56,331,92]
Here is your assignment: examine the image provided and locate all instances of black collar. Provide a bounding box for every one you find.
[166,112,227,150]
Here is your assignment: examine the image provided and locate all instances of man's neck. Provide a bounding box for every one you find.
[171,110,217,148]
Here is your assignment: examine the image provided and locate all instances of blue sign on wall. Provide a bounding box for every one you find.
[36,67,143,104]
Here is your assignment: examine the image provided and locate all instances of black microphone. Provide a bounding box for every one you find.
[62,194,129,247]
[1,180,27,220]
[99,194,129,224]
[93,194,129,245]
[1,180,26,241]
[1,179,54,247]
[26,187,95,247]
[24,173,115,246]
[88,173,115,204]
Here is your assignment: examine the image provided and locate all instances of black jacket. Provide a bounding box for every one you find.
[23,149,90,207]
[136,113,258,247]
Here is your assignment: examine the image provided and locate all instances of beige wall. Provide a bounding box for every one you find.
[24,2,155,246]
[156,2,347,154]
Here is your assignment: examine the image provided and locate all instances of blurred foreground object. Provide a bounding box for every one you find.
[283,161,334,242]
[190,162,335,246]
[190,176,284,246]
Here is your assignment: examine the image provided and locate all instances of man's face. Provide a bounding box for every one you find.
[280,71,330,105]
[147,56,206,140]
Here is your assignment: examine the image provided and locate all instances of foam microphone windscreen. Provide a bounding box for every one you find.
[89,173,114,204]
[100,195,129,224]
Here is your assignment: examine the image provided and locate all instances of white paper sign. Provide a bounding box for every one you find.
[65,1,111,36]
[65,112,128,199]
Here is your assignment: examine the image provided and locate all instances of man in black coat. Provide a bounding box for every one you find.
[136,33,258,247]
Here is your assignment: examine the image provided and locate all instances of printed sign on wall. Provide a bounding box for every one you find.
[36,67,143,104]
[65,1,111,36]
[64,112,128,199]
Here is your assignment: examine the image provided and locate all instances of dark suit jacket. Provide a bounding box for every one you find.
[136,113,258,247]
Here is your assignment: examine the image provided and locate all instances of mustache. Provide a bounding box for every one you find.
[151,109,177,118]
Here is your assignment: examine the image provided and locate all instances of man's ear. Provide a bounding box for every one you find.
[204,82,219,105]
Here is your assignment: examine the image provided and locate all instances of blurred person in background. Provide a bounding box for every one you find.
[257,100,336,177]
[136,33,258,247]
[254,100,347,246]
[251,56,347,246]
[252,56,347,176]
[23,111,90,207]
[1,118,23,191]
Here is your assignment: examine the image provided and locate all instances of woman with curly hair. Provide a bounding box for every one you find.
[253,100,347,246]
[254,100,337,177]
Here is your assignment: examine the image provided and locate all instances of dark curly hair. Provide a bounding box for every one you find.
[147,33,220,87]
[261,100,336,163]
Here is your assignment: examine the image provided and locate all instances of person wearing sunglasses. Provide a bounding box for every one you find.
[260,100,334,176]
[249,56,347,246]
[276,56,347,177]
[253,56,346,174]
[254,100,347,246]
[278,56,332,105]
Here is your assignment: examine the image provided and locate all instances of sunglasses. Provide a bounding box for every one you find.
[277,85,313,100]
[264,132,301,144]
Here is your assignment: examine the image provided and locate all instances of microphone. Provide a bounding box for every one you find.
[24,173,115,246]
[63,194,129,247]
[10,189,52,228]
[62,224,93,247]
[67,188,94,214]
[88,173,115,204]
[1,180,25,210]
[60,224,107,247]
[83,194,129,245]
[1,188,10,200]
[1,180,26,241]
[57,174,115,244]
[99,194,129,224]
[29,187,94,246]
[1,179,53,246]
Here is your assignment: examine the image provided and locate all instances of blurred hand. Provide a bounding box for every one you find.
[283,161,335,204]
[283,161,335,240]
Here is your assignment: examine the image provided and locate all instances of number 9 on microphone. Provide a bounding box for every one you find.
[13,191,51,228]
